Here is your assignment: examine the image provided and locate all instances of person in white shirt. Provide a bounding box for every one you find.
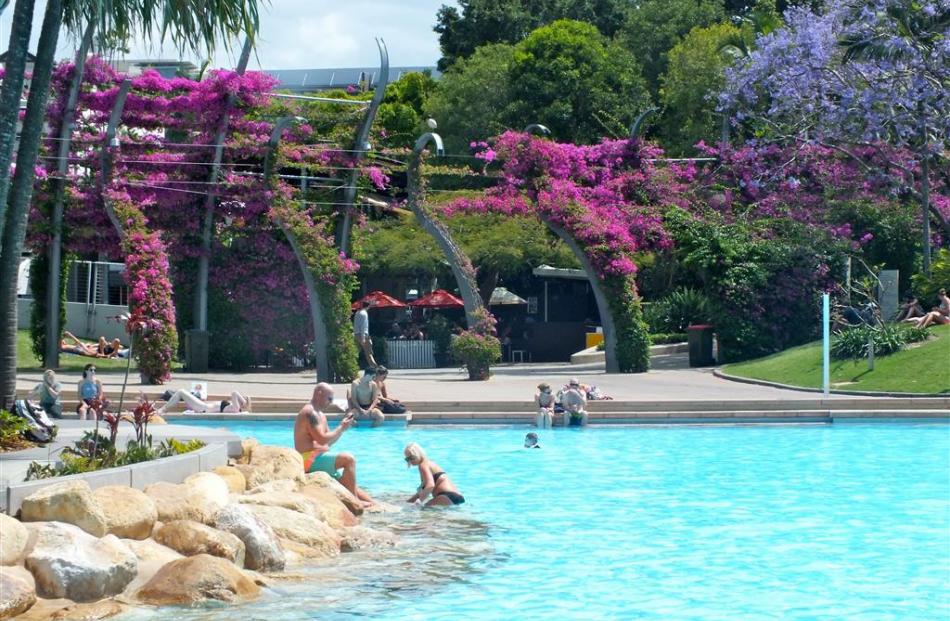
[352,300,377,367]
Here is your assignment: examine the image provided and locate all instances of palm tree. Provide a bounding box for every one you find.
[0,0,266,409]
[0,0,36,244]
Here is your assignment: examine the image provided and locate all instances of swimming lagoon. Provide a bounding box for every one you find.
[119,422,949,620]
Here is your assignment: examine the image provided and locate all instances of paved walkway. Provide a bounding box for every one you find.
[17,354,870,404]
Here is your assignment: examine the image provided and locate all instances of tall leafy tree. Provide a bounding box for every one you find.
[376,71,438,148]
[659,22,742,155]
[435,0,630,70]
[426,43,516,153]
[618,0,725,95]
[506,20,652,144]
[0,0,265,409]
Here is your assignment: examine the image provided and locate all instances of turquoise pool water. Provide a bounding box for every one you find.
[123,422,949,620]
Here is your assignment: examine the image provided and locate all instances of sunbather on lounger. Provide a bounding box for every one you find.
[156,389,252,414]
[60,331,100,357]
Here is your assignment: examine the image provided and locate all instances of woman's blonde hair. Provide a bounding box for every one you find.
[404,442,426,463]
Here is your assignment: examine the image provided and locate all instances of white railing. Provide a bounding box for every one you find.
[386,339,435,369]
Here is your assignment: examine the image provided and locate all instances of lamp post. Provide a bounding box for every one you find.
[406,131,485,330]
[523,123,551,136]
[338,38,389,256]
[629,106,659,139]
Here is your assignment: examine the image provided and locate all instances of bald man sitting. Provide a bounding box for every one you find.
[294,382,374,506]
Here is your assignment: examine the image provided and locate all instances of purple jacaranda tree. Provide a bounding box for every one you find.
[720,0,950,273]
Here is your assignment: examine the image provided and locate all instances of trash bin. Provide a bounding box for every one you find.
[686,324,715,367]
[185,329,210,373]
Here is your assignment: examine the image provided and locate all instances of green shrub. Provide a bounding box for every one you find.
[427,314,453,354]
[651,332,689,344]
[450,332,501,378]
[25,436,205,480]
[597,332,686,351]
[28,253,69,364]
[912,248,950,306]
[831,324,930,361]
[646,287,713,333]
[450,310,502,380]
[605,275,651,373]
[0,409,30,449]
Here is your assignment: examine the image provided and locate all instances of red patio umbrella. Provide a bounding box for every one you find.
[351,290,408,311]
[408,289,465,309]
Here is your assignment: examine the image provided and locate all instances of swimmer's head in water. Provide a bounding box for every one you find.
[524,432,539,448]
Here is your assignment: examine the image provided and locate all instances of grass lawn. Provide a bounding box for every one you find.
[723,325,950,394]
[17,329,136,372]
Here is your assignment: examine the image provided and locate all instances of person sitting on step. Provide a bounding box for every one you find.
[347,367,385,426]
[561,378,589,427]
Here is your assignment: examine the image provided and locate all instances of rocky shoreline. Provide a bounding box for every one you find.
[0,439,398,620]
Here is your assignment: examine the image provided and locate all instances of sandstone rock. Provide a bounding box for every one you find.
[213,504,285,572]
[24,523,136,602]
[296,483,358,529]
[153,520,245,566]
[92,486,157,540]
[242,505,340,559]
[245,446,303,488]
[246,479,298,495]
[121,538,182,566]
[232,464,259,490]
[238,437,259,465]
[0,566,34,591]
[303,472,364,516]
[237,491,331,522]
[143,481,223,525]
[135,554,260,605]
[212,466,247,493]
[149,414,167,425]
[183,472,230,509]
[48,600,126,620]
[0,514,29,565]
[339,526,398,553]
[0,566,36,620]
[20,481,108,537]
[120,538,184,594]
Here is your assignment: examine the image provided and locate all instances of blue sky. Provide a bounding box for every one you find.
[0,0,456,69]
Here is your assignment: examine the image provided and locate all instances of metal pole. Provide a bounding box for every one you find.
[822,293,830,397]
[46,20,95,367]
[922,154,931,275]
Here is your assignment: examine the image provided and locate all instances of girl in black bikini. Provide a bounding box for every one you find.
[404,442,465,506]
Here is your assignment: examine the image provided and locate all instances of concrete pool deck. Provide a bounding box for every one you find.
[14,353,947,421]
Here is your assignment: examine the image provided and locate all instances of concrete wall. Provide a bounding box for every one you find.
[2,443,227,515]
[17,298,128,341]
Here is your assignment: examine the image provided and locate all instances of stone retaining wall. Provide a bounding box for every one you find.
[2,444,228,515]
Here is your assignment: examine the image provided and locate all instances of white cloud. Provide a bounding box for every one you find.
[0,0,457,69]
